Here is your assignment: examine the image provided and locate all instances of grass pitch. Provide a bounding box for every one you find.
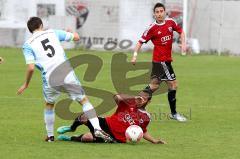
[0,48,239,159]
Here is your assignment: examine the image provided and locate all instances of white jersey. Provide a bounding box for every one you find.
[22,29,79,87]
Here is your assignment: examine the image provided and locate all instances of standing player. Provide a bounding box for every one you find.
[131,3,187,121]
[57,91,166,144]
[17,17,113,142]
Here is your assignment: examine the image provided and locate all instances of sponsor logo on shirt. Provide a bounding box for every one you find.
[123,114,136,125]
[161,35,172,42]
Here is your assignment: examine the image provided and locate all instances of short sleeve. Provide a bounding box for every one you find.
[54,30,74,42]
[139,24,154,44]
[172,19,183,34]
[142,127,147,133]
[22,43,35,64]
[142,120,150,133]
[141,112,151,133]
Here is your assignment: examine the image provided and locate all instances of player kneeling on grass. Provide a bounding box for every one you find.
[57,91,166,144]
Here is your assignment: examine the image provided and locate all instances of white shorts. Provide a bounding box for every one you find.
[43,74,86,104]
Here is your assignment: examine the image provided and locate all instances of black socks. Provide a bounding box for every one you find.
[168,89,177,115]
[70,116,83,131]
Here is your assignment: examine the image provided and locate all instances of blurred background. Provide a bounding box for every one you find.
[0,0,240,55]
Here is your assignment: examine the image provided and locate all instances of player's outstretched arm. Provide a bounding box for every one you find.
[17,64,35,95]
[143,132,166,144]
[131,42,143,65]
[65,29,79,41]
[55,29,80,42]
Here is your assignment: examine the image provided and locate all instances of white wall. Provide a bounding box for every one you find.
[118,0,162,50]
[189,0,240,54]
[1,0,240,54]
[0,0,65,46]
[0,0,65,26]
[71,0,165,50]
[71,0,120,49]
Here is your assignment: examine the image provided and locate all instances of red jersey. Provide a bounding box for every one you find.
[139,18,183,62]
[105,99,151,143]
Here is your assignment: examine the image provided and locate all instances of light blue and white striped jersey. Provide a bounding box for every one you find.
[22,29,77,87]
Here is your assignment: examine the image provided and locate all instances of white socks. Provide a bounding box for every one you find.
[82,102,101,130]
[44,109,55,137]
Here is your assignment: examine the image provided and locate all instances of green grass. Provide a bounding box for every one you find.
[0,48,240,159]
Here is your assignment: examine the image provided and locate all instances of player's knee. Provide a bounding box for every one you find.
[168,81,178,90]
[79,114,88,124]
[174,84,178,90]
[151,77,160,85]
[79,96,89,105]
[45,103,54,110]
[149,84,159,92]
[81,133,94,142]
[173,81,178,90]
[150,78,160,90]
[149,79,160,91]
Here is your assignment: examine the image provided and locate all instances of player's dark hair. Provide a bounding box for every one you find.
[153,3,165,12]
[139,90,152,101]
[27,17,43,33]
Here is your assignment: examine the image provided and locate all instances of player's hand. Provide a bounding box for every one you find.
[179,43,187,53]
[17,83,28,95]
[152,139,167,144]
[131,56,137,65]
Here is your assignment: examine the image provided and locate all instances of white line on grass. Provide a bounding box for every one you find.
[0,96,42,101]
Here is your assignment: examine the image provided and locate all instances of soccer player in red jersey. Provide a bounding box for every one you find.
[57,91,166,144]
[131,3,187,122]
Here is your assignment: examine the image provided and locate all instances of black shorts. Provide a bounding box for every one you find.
[86,117,118,143]
[151,61,176,81]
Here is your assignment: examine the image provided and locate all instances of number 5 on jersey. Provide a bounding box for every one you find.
[41,38,55,58]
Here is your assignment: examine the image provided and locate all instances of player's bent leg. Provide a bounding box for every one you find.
[58,132,112,143]
[67,84,104,132]
[78,96,101,130]
[57,134,71,141]
[143,77,161,94]
[81,132,111,143]
[57,126,72,134]
[149,77,161,92]
[57,114,88,134]
[60,133,95,143]
[44,103,55,142]
[70,114,88,130]
[166,80,178,90]
[78,96,113,142]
